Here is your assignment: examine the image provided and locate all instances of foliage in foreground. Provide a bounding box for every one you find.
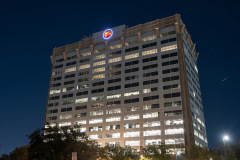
[1,125,240,160]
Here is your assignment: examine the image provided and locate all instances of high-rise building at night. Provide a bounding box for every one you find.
[44,14,208,152]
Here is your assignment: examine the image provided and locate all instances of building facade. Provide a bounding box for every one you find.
[44,14,208,152]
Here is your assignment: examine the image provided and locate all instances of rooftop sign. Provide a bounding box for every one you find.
[103,29,113,40]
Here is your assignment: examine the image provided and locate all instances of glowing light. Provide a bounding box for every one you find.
[223,135,229,141]
[103,29,113,40]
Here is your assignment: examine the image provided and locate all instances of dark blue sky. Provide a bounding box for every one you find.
[0,0,240,155]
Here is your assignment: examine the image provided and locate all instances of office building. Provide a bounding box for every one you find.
[44,14,208,152]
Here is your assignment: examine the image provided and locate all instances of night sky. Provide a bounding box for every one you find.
[1,0,240,155]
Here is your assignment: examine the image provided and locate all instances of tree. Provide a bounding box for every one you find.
[9,145,28,160]
[185,145,210,160]
[0,154,9,160]
[143,144,173,160]
[99,145,139,160]
[27,124,98,160]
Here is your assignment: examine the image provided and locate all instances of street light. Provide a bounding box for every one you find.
[223,135,229,160]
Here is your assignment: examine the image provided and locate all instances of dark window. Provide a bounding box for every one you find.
[162,60,178,66]
[161,52,177,59]
[125,75,139,81]
[66,61,76,66]
[47,116,57,121]
[143,71,158,78]
[47,109,58,114]
[78,71,89,76]
[52,76,62,81]
[143,79,158,85]
[109,50,122,56]
[163,84,179,90]
[75,105,87,110]
[55,58,64,63]
[64,80,75,85]
[64,74,75,79]
[49,96,60,100]
[162,68,179,74]
[92,81,104,86]
[125,82,139,88]
[125,67,139,73]
[61,107,72,112]
[91,88,104,94]
[125,60,139,66]
[48,102,59,107]
[54,64,63,69]
[143,64,158,70]
[76,91,88,96]
[142,42,157,48]
[78,78,89,83]
[163,92,181,98]
[161,37,176,44]
[124,98,139,104]
[152,104,160,109]
[67,55,77,60]
[143,95,159,101]
[107,85,121,91]
[51,83,61,87]
[62,94,73,99]
[125,46,139,53]
[79,58,90,63]
[142,56,158,63]
[108,78,121,84]
[162,76,179,82]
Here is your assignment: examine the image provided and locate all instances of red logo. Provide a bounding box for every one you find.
[103,29,113,40]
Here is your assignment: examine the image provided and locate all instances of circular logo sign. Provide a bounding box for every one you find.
[103,29,113,40]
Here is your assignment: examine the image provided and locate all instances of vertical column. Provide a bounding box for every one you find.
[174,13,195,152]
[63,52,67,60]
[90,45,94,54]
[121,37,125,47]
[105,41,109,50]
[155,27,160,38]
[137,32,142,42]
[76,49,80,57]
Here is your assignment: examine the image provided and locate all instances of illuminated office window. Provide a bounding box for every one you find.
[106,108,121,114]
[143,130,161,136]
[106,116,121,122]
[124,141,140,146]
[143,121,160,127]
[142,49,157,56]
[92,74,105,80]
[65,67,76,73]
[144,139,161,145]
[108,57,122,63]
[75,98,88,103]
[125,53,139,60]
[165,128,184,135]
[93,60,105,67]
[107,94,121,99]
[92,67,105,73]
[161,44,177,52]
[124,91,139,97]
[124,131,140,137]
[94,54,106,60]
[78,64,90,70]
[90,110,103,116]
[89,118,103,124]
[89,134,102,140]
